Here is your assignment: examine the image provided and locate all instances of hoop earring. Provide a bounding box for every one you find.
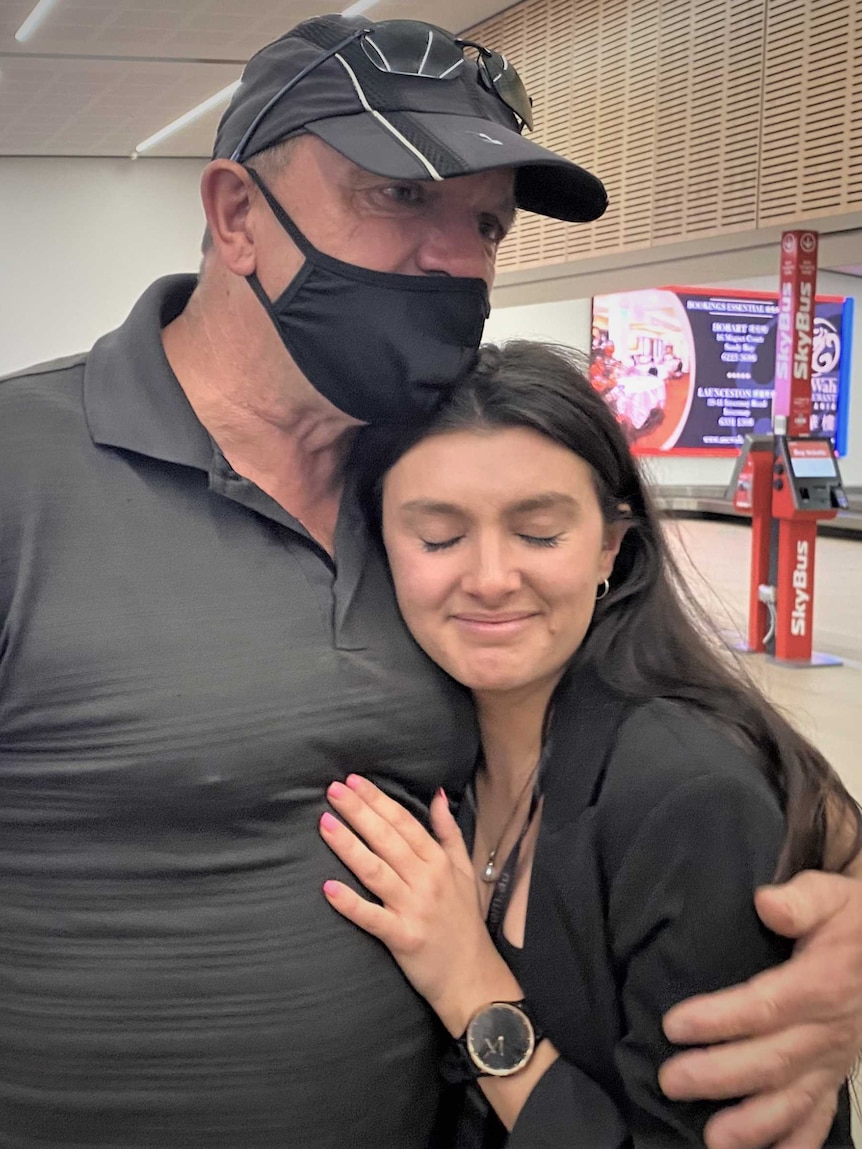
[596,578,610,601]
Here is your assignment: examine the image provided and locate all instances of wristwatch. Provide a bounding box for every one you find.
[439,999,544,1084]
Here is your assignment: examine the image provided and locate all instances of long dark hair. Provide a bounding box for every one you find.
[360,340,861,879]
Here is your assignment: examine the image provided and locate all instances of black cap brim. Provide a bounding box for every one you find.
[307,110,607,224]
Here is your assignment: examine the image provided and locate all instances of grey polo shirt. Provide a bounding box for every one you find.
[0,276,477,1148]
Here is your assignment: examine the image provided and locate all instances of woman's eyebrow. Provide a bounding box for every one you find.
[398,494,578,516]
[399,500,464,515]
[505,493,578,514]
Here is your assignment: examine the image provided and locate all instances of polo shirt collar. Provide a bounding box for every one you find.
[84,275,214,471]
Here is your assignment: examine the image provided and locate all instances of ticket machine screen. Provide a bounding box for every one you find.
[787,438,839,480]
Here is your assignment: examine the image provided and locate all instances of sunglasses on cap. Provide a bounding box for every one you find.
[360,22,533,131]
[230,20,533,165]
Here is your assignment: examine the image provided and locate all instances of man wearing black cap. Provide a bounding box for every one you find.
[0,14,860,1149]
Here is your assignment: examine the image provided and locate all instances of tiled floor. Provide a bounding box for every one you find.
[664,517,861,1144]
[665,517,862,804]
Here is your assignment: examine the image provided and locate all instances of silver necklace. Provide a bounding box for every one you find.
[479,763,541,884]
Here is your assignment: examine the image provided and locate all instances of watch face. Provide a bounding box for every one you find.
[466,1002,535,1077]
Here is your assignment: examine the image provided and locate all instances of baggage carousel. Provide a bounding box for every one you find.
[654,486,862,537]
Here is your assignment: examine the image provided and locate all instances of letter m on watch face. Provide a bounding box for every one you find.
[466,1002,535,1076]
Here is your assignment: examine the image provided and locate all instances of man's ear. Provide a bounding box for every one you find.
[199,160,258,277]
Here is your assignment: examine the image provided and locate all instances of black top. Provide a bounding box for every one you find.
[0,276,478,1147]
[448,666,852,1148]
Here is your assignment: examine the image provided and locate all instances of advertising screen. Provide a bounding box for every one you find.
[590,287,852,456]
[787,438,840,479]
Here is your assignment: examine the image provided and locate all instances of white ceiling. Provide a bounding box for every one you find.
[0,0,508,158]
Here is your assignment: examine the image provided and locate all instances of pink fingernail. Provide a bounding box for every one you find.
[327,781,347,799]
[323,880,340,898]
[345,774,364,791]
[320,812,339,832]
[437,787,448,802]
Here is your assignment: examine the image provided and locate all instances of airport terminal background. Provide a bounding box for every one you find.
[1,0,862,1138]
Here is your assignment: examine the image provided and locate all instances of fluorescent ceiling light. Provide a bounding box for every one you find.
[134,80,241,156]
[15,0,63,42]
[341,0,378,16]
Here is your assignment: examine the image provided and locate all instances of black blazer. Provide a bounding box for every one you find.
[477,666,851,1148]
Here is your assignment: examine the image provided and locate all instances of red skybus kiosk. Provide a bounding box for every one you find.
[770,435,847,665]
[731,230,848,666]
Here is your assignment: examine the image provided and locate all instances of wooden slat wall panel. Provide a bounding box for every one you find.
[852,0,862,202]
[688,0,735,234]
[590,0,628,252]
[651,0,763,239]
[563,0,602,257]
[803,0,851,214]
[465,0,860,272]
[801,0,854,217]
[759,0,803,221]
[722,0,764,230]
[759,0,855,223]
[652,0,693,242]
[689,0,753,235]
[619,0,658,249]
[521,1,568,264]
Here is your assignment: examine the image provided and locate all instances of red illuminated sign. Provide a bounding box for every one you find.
[773,231,819,434]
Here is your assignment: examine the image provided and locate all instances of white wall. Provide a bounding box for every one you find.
[0,157,206,378]
[485,272,862,488]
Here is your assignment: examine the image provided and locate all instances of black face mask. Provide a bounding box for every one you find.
[245,168,490,425]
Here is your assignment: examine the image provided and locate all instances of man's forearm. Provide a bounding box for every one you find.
[661,870,862,1149]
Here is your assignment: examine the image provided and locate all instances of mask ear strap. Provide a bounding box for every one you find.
[246,268,277,313]
[245,166,313,257]
[244,170,315,332]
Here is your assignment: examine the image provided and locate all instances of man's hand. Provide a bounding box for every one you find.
[659,870,862,1149]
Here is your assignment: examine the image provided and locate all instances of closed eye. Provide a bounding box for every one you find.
[519,533,563,548]
[420,536,463,552]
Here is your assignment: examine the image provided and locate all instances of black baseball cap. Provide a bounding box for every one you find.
[212,14,607,224]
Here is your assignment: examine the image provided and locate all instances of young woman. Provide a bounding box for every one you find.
[317,341,861,1147]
